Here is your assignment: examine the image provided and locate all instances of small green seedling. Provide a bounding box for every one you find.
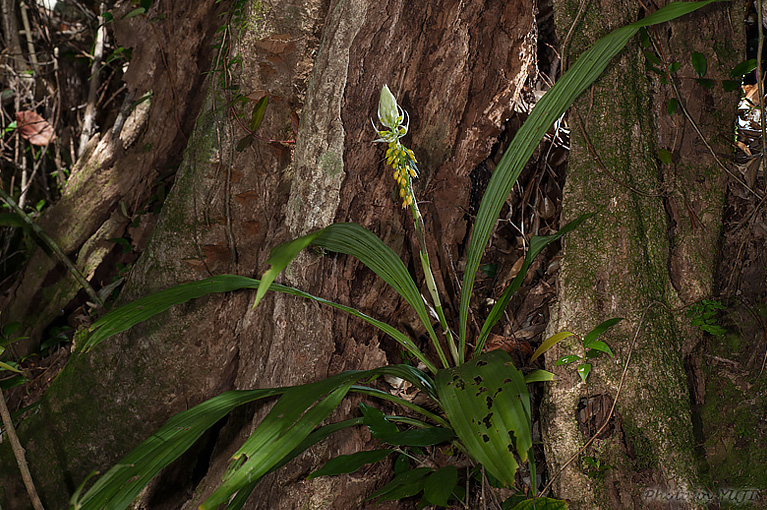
[531,318,622,383]
[686,299,726,336]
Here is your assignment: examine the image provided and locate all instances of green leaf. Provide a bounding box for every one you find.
[201,368,404,509]
[85,274,436,372]
[583,317,623,345]
[731,59,757,78]
[1,321,21,339]
[577,363,591,382]
[658,148,672,164]
[0,374,28,390]
[308,450,392,479]
[458,0,719,355]
[554,355,581,366]
[253,230,320,309]
[360,403,399,438]
[0,360,22,373]
[696,78,714,90]
[638,27,650,48]
[379,427,455,447]
[722,79,742,92]
[235,134,254,152]
[310,223,443,368]
[249,96,268,131]
[583,340,614,357]
[585,349,606,359]
[436,350,531,487]
[668,61,681,73]
[691,51,707,77]
[524,369,555,383]
[667,98,678,115]
[476,214,590,355]
[530,331,575,362]
[75,388,285,510]
[368,467,433,502]
[643,50,662,66]
[123,7,145,19]
[423,465,458,506]
[252,223,442,370]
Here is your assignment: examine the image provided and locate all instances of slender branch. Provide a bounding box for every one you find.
[78,2,107,157]
[0,187,104,308]
[0,386,45,510]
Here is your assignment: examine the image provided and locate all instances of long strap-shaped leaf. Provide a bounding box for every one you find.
[74,364,438,510]
[253,223,447,367]
[201,364,441,509]
[458,0,721,358]
[83,274,437,372]
[75,388,285,510]
[474,214,590,355]
[311,223,447,367]
[435,349,531,488]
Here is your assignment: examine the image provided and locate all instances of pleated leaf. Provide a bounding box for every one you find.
[459,0,720,354]
[311,223,440,358]
[82,274,436,371]
[74,388,285,510]
[435,349,531,487]
[201,365,441,509]
[75,363,437,510]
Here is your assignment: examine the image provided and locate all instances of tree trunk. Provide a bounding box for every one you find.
[0,0,536,508]
[543,0,741,508]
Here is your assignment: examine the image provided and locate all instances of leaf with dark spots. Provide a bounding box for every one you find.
[476,360,488,367]
[475,386,487,397]
[486,396,493,409]
[473,376,483,384]
[482,412,493,428]
[482,434,490,443]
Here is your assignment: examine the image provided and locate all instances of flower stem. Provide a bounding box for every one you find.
[410,199,460,366]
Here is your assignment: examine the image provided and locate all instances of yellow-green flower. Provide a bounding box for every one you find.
[373,85,418,208]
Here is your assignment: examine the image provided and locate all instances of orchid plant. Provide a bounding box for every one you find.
[63,2,717,508]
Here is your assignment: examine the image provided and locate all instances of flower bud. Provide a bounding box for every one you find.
[378,84,400,129]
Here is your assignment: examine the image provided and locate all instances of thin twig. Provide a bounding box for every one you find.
[0,187,104,309]
[0,386,45,510]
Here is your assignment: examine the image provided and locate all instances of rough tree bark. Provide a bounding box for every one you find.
[543,1,741,508]
[1,0,537,508]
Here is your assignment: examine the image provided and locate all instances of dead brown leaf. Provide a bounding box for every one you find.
[15,110,55,146]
